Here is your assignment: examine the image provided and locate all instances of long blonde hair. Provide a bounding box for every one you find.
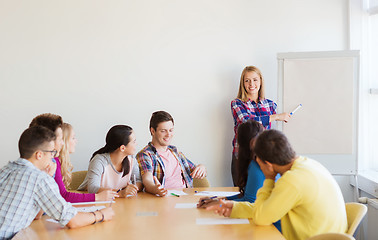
[59,123,74,188]
[237,66,265,102]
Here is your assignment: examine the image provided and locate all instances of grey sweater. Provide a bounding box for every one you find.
[78,153,142,193]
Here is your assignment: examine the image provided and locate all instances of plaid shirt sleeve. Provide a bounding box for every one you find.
[136,150,153,175]
[178,151,196,172]
[35,175,77,226]
[259,100,277,127]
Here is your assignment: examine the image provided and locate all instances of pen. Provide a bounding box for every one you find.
[201,196,218,202]
[112,188,125,206]
[171,193,180,197]
[116,186,126,193]
[133,174,136,185]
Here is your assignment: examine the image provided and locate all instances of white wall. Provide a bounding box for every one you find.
[0,0,348,187]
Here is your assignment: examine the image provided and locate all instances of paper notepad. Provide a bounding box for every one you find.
[71,201,115,206]
[136,212,158,216]
[194,191,239,197]
[76,206,106,212]
[167,190,188,196]
[46,206,106,224]
[174,203,197,209]
[196,218,249,225]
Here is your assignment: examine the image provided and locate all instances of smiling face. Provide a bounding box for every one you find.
[243,71,261,97]
[151,121,174,149]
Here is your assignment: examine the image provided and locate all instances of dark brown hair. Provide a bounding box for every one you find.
[19,126,56,159]
[236,120,264,195]
[149,111,174,131]
[29,113,63,132]
[254,129,296,166]
[91,125,133,177]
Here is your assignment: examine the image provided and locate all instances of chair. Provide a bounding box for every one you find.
[69,171,87,190]
[193,177,210,187]
[307,233,355,240]
[308,202,366,240]
[345,202,367,236]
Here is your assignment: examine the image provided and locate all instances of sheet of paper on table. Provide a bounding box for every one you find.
[71,201,115,206]
[196,218,250,225]
[46,206,106,224]
[167,190,188,196]
[194,191,240,197]
[174,203,197,209]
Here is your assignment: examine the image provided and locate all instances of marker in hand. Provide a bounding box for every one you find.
[290,104,302,115]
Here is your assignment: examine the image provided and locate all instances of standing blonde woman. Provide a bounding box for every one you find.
[54,123,117,203]
[230,66,290,185]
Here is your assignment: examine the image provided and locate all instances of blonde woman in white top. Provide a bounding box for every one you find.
[78,125,142,197]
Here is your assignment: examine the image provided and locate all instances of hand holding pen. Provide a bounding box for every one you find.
[197,196,219,208]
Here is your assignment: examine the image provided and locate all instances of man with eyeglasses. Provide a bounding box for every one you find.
[0,126,115,239]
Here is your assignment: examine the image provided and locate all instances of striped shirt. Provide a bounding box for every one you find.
[231,98,277,156]
[0,158,77,239]
[136,142,196,188]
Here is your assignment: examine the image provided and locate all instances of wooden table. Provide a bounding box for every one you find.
[14,187,285,240]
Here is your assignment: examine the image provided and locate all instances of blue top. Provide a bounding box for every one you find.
[227,160,263,202]
[227,159,282,232]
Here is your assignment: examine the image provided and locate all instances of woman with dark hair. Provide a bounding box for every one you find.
[78,125,142,197]
[227,120,264,202]
[226,120,281,231]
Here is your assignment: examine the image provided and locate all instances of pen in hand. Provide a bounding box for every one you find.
[117,186,126,193]
[198,196,218,208]
[201,196,218,202]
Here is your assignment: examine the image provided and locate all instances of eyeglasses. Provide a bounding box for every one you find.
[42,150,57,158]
